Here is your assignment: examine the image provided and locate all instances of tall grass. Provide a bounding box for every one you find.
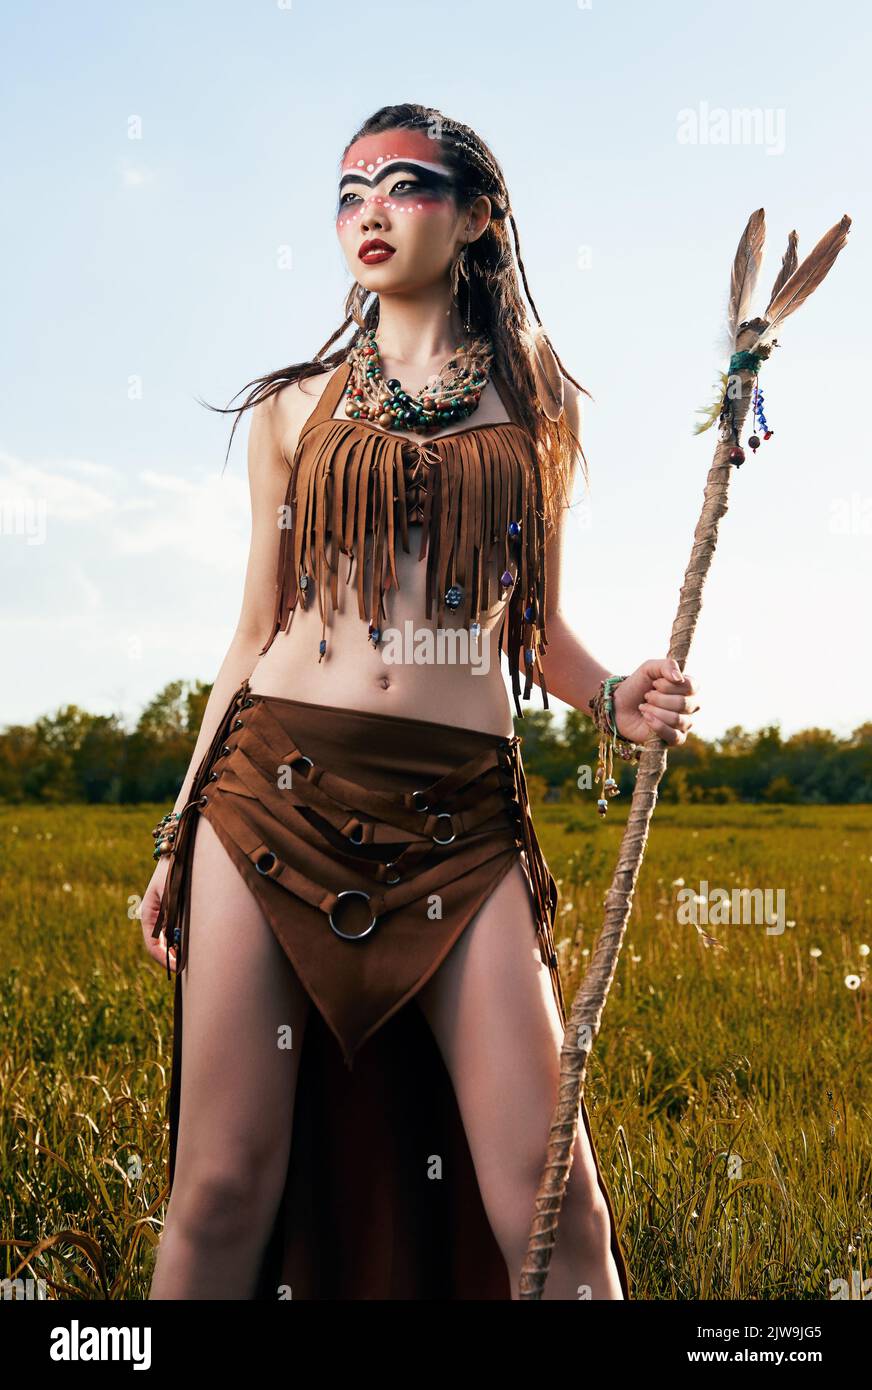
[1,802,869,1299]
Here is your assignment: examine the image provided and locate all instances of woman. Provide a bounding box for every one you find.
[142,104,700,1302]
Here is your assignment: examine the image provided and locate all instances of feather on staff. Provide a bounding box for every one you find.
[768,228,799,308]
[727,206,766,348]
[696,207,767,434]
[752,214,851,347]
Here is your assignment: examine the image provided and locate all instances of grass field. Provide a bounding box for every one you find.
[1,800,870,1300]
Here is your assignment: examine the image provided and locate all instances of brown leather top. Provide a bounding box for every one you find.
[259,358,551,718]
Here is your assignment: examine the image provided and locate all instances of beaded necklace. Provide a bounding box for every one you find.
[344,328,494,434]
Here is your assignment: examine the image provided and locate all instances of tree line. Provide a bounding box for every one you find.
[1,680,870,805]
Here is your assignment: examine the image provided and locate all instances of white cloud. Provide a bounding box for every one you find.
[0,449,248,565]
[0,450,115,523]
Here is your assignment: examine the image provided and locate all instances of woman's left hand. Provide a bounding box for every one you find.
[610,659,701,747]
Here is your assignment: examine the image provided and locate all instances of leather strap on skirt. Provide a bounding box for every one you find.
[152,674,567,1028]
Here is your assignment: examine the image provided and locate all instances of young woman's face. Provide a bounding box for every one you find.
[336,129,484,295]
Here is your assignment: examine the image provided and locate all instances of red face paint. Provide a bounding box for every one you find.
[336,130,455,230]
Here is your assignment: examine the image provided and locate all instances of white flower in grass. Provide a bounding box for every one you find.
[859,944,870,957]
[671,877,685,887]
[809,947,822,959]
[845,974,861,991]
[62,883,72,892]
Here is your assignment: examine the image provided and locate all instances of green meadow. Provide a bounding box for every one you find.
[1,800,870,1300]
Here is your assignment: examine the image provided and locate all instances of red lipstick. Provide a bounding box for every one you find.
[359,239,395,264]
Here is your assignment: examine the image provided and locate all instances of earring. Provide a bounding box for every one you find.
[450,241,472,332]
[346,280,370,329]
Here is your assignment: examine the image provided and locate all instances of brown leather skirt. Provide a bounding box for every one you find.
[153,676,631,1299]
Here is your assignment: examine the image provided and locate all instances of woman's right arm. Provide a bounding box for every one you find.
[140,389,296,968]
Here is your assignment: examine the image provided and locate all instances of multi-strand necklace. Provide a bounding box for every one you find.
[344,328,494,434]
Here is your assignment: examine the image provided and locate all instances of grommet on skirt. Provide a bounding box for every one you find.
[152,675,632,1300]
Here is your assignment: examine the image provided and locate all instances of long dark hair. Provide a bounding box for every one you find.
[205,103,589,528]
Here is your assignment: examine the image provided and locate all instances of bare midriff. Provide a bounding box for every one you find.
[247,374,520,738]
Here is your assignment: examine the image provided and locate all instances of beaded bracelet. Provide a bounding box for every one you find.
[152,810,182,860]
[588,676,642,817]
[152,779,216,859]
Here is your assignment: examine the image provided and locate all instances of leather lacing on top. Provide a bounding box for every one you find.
[401,436,436,526]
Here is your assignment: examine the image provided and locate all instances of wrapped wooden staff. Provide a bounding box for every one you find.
[519,208,852,1299]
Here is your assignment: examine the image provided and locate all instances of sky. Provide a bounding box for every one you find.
[0,0,868,741]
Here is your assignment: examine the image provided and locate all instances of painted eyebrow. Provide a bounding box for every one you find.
[337,162,453,195]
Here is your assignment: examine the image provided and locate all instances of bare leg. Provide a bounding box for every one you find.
[415,859,625,1301]
[149,815,311,1299]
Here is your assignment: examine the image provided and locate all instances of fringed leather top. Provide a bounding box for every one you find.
[259,358,550,719]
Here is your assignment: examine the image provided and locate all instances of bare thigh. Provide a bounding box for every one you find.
[414,859,614,1273]
[172,814,312,1209]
